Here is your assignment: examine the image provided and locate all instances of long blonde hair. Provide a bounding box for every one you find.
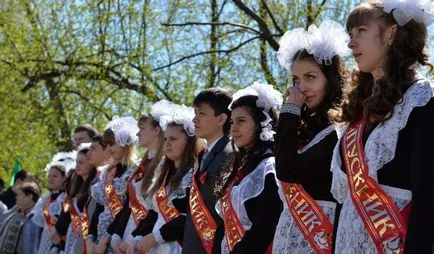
[139,116,165,197]
[120,144,137,168]
[102,128,137,167]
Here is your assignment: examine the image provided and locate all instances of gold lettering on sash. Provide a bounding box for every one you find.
[283,181,333,253]
[104,165,124,219]
[188,153,218,253]
[342,119,408,254]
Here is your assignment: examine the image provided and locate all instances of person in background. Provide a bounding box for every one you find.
[0,178,42,254]
[0,170,29,209]
[74,124,99,149]
[85,134,111,253]
[63,144,98,253]
[91,117,139,254]
[0,178,6,215]
[109,100,169,253]
[32,152,76,254]
[134,103,200,254]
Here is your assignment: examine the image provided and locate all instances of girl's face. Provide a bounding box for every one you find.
[163,125,188,164]
[108,143,126,162]
[347,19,395,78]
[14,188,33,211]
[47,167,66,191]
[137,118,160,148]
[75,153,93,178]
[292,59,328,110]
[230,106,257,149]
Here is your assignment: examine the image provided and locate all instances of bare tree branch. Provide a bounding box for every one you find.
[231,0,279,50]
[260,0,284,35]
[217,0,227,18]
[59,89,112,119]
[306,0,328,27]
[126,62,172,100]
[153,36,260,71]
[220,28,258,37]
[259,1,277,87]
[162,21,260,34]
[313,0,328,23]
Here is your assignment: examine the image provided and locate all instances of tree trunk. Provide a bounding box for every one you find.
[45,78,73,151]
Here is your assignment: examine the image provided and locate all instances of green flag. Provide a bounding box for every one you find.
[9,157,21,187]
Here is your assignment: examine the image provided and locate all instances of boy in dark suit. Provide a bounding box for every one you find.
[182,88,232,254]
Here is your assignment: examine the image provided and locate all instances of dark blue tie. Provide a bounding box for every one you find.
[200,149,209,172]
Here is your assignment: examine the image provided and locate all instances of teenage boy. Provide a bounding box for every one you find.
[182,88,233,254]
[73,124,99,149]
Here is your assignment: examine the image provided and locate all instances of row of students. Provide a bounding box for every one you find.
[12,0,434,253]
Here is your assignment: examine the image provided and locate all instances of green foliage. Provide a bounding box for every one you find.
[0,73,55,182]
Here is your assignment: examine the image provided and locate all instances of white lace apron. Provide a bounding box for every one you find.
[331,80,434,253]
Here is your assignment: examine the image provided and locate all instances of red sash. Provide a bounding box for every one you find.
[189,150,217,254]
[221,179,245,251]
[81,201,90,254]
[62,194,71,213]
[342,119,408,253]
[70,198,91,254]
[281,182,333,253]
[104,165,124,219]
[69,200,81,237]
[43,196,57,227]
[128,164,149,225]
[221,167,273,253]
[155,170,181,223]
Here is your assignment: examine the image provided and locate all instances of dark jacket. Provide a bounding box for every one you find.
[182,135,232,254]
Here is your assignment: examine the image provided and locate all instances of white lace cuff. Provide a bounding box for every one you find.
[280,103,301,116]
[153,230,165,244]
[86,234,97,242]
[111,234,122,242]
[110,235,122,249]
[134,235,144,241]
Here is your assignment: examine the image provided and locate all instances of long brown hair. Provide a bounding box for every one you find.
[68,148,97,208]
[330,1,433,125]
[138,115,165,197]
[292,49,347,146]
[147,123,199,196]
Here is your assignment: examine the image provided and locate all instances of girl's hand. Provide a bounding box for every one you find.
[284,86,306,107]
